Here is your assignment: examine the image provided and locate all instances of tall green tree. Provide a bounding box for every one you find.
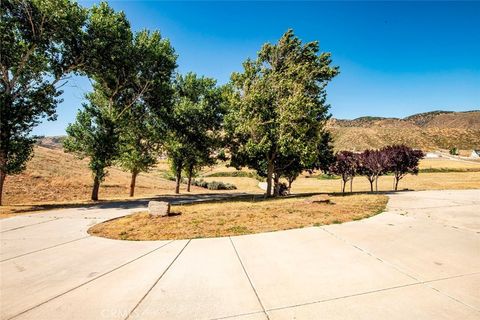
[0,0,87,205]
[117,103,163,197]
[64,4,176,200]
[64,91,118,200]
[166,73,225,194]
[225,30,339,196]
[116,30,176,197]
[63,2,133,201]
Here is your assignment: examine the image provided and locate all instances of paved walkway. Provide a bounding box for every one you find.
[1,190,479,319]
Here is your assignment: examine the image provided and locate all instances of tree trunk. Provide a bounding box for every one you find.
[375,177,379,192]
[91,176,100,201]
[350,178,353,193]
[342,179,346,193]
[369,178,374,192]
[287,179,293,194]
[273,174,280,197]
[0,170,6,206]
[175,168,182,194]
[187,165,193,192]
[266,160,274,197]
[394,176,399,191]
[129,171,138,197]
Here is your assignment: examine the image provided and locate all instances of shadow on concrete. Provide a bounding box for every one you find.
[4,189,414,216]
[4,192,258,214]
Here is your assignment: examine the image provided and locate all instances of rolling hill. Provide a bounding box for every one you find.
[328,110,480,151]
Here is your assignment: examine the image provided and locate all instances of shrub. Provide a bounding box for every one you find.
[205,171,265,181]
[192,179,209,188]
[186,178,237,190]
[206,181,237,190]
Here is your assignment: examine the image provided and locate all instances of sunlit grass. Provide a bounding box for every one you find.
[88,194,388,240]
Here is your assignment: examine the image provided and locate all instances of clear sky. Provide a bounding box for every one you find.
[34,1,480,136]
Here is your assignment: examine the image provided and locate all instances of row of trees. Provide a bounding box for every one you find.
[1,0,340,203]
[329,145,425,193]
[2,1,423,204]
[1,0,226,202]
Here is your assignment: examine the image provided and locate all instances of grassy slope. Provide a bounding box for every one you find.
[1,146,239,208]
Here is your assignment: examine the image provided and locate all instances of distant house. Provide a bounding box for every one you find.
[425,152,440,158]
[471,150,480,159]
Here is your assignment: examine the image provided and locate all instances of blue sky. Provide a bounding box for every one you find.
[34,1,480,136]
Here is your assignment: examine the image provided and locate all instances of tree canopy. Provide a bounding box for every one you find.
[0,0,88,204]
[225,29,339,196]
[63,3,176,200]
[166,73,225,193]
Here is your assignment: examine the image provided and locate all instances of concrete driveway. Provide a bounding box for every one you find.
[0,189,479,319]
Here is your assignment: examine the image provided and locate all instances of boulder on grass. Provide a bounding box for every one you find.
[148,201,170,217]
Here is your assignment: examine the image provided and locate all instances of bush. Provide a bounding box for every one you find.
[205,171,265,181]
[162,174,237,190]
[449,147,459,155]
[188,178,237,190]
[206,180,237,190]
[191,179,209,188]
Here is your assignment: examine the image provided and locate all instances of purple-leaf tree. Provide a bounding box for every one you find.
[329,151,358,193]
[357,149,390,192]
[383,145,424,191]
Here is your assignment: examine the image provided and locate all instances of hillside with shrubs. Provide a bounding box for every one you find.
[328,110,480,151]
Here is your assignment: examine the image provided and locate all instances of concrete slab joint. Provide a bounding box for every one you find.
[0,189,479,320]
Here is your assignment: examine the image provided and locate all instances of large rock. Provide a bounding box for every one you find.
[148,201,171,217]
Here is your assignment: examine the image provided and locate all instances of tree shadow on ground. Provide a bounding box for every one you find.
[2,189,413,217]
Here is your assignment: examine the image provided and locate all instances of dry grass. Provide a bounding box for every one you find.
[2,147,177,206]
[200,162,254,176]
[88,194,388,240]
[1,147,258,216]
[419,158,480,170]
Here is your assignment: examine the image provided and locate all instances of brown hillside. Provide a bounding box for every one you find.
[329,110,480,151]
[422,111,480,129]
[1,146,208,206]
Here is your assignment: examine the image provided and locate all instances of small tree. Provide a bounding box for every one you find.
[166,73,225,194]
[384,145,424,191]
[273,154,303,194]
[117,103,163,197]
[329,151,358,193]
[357,149,389,192]
[64,94,119,200]
[449,147,458,156]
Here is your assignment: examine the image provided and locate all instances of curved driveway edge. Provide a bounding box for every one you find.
[1,189,479,319]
